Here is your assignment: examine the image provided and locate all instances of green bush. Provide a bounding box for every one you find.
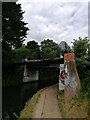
[2,66,23,87]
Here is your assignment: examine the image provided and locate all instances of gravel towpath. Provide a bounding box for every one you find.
[32,84,62,118]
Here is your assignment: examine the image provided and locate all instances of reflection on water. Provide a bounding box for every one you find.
[2,69,59,120]
[2,82,38,119]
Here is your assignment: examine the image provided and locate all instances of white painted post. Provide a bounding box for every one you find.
[59,55,65,91]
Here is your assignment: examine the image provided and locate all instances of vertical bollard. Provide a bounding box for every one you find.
[64,53,81,102]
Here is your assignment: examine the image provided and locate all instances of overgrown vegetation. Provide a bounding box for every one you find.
[2,2,28,86]
[57,37,90,118]
[2,2,29,64]
[19,88,45,118]
[72,37,90,99]
[2,66,23,87]
[57,91,88,118]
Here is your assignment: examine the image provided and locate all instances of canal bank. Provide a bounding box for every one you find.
[2,67,59,119]
[20,83,62,118]
[2,82,38,119]
[20,83,89,119]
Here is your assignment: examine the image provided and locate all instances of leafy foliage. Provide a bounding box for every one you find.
[26,41,40,59]
[40,39,60,59]
[87,43,90,60]
[2,2,29,86]
[72,37,89,58]
[3,66,23,87]
[2,2,29,64]
[2,41,14,64]
[15,45,30,62]
[72,37,90,98]
[64,44,72,53]
[2,2,29,48]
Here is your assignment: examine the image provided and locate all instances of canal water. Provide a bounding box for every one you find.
[2,68,59,119]
[2,82,38,119]
[2,81,58,119]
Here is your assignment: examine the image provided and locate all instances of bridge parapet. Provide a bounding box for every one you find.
[14,58,64,67]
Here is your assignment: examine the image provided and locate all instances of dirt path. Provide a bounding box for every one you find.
[32,84,62,118]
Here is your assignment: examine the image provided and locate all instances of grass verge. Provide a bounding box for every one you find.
[57,91,89,118]
[19,88,45,118]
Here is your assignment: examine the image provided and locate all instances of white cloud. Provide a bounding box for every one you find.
[17,0,89,46]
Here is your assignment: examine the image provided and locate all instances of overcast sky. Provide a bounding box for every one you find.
[17,0,89,46]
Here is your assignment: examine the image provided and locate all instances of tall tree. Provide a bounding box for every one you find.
[26,40,40,59]
[72,37,90,94]
[2,2,29,48]
[2,2,29,64]
[40,39,60,59]
[64,44,72,53]
[15,44,30,62]
[87,42,90,60]
[72,37,89,58]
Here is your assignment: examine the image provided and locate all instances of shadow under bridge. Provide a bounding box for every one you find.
[16,58,64,83]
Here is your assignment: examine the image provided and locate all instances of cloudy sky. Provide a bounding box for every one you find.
[17,0,89,46]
